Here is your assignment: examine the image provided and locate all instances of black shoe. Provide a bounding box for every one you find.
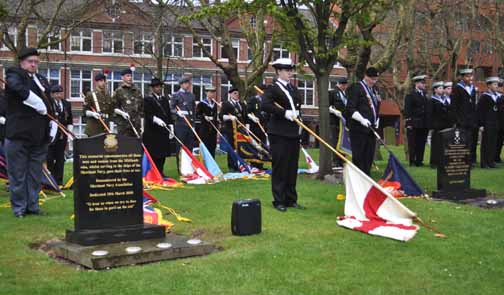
[489,163,497,168]
[14,212,25,218]
[288,203,306,210]
[26,210,48,216]
[273,205,287,212]
[416,163,424,167]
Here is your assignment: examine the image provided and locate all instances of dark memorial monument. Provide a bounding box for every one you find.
[49,134,214,269]
[432,128,486,200]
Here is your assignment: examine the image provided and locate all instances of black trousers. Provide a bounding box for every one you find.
[330,124,343,167]
[223,130,238,171]
[349,131,375,176]
[152,156,166,177]
[495,129,504,162]
[175,124,195,169]
[47,138,67,185]
[463,128,478,164]
[407,128,428,165]
[481,127,498,167]
[270,134,300,206]
[430,129,441,167]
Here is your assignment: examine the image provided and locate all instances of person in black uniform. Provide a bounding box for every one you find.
[496,80,504,163]
[46,85,73,185]
[143,78,174,176]
[451,68,478,166]
[219,87,246,171]
[4,48,57,218]
[0,88,6,145]
[404,74,430,167]
[196,85,218,157]
[429,81,453,168]
[328,76,348,169]
[344,67,381,176]
[478,77,501,168]
[262,58,303,212]
[246,84,268,169]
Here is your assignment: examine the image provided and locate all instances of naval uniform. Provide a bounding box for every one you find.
[328,86,347,167]
[196,97,218,157]
[430,95,454,167]
[451,81,478,164]
[404,88,430,166]
[496,96,504,163]
[478,91,500,168]
[246,94,268,169]
[170,89,196,167]
[344,80,380,176]
[219,98,247,171]
[47,98,73,185]
[261,80,302,207]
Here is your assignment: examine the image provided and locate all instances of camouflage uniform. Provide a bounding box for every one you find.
[84,88,115,137]
[112,83,144,137]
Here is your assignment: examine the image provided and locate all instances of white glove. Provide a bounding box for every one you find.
[204,115,213,122]
[284,110,297,121]
[168,124,174,139]
[49,121,58,143]
[352,111,371,128]
[0,116,6,125]
[153,116,167,128]
[85,110,101,119]
[246,124,250,130]
[223,114,237,121]
[24,90,47,115]
[247,113,260,123]
[114,108,130,120]
[176,110,188,118]
[480,126,484,132]
[329,106,342,118]
[375,118,380,129]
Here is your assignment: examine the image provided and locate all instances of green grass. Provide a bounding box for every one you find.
[0,145,503,295]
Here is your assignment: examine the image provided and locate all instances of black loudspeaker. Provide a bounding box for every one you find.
[231,199,262,236]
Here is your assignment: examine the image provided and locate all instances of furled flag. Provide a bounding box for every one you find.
[298,146,319,174]
[142,146,181,187]
[337,163,419,241]
[337,118,352,158]
[378,152,425,198]
[199,142,223,178]
[179,145,213,184]
[234,124,271,164]
[0,145,7,180]
[219,134,252,173]
[41,165,63,194]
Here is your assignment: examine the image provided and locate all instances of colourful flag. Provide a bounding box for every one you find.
[337,163,419,241]
[0,145,7,180]
[378,152,425,198]
[41,165,62,193]
[219,134,252,173]
[142,146,181,187]
[298,147,319,174]
[234,124,271,164]
[199,142,223,178]
[336,118,352,158]
[179,145,213,184]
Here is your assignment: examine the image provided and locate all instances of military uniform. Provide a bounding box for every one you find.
[196,97,218,157]
[496,92,504,163]
[219,95,247,171]
[478,81,500,168]
[113,83,144,137]
[170,87,196,165]
[430,87,454,167]
[451,79,478,164]
[0,89,6,144]
[84,88,114,137]
[328,83,347,167]
[246,93,268,169]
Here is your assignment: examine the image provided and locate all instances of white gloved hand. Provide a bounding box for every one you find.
[284,110,297,121]
[168,124,174,139]
[480,126,484,132]
[114,108,130,120]
[0,116,6,125]
[247,113,259,123]
[351,111,371,128]
[329,106,342,118]
[246,124,250,130]
[176,110,188,118]
[24,90,47,115]
[375,118,380,129]
[85,110,101,120]
[223,114,237,121]
[204,115,213,122]
[153,116,167,128]
[49,121,58,143]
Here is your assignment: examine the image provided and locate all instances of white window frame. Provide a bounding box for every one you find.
[1,27,17,50]
[298,77,315,107]
[192,74,212,100]
[163,34,184,57]
[133,70,152,96]
[220,38,239,60]
[133,32,153,56]
[70,69,92,100]
[192,36,212,59]
[102,31,124,54]
[272,43,290,61]
[107,71,124,95]
[37,29,61,52]
[38,67,61,87]
[220,76,232,102]
[70,29,93,53]
[164,73,183,96]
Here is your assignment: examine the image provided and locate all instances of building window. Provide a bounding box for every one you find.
[193,37,212,58]
[106,71,124,94]
[103,31,124,54]
[38,67,60,87]
[70,29,92,52]
[38,30,61,51]
[73,115,87,139]
[298,78,314,107]
[71,69,92,99]
[220,39,239,59]
[220,76,232,102]
[474,67,492,82]
[192,75,212,101]
[163,73,183,96]
[273,43,290,60]
[163,35,183,57]
[134,32,153,55]
[1,27,17,50]
[133,70,152,96]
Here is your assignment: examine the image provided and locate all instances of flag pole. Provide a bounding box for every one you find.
[175,106,204,144]
[90,106,112,133]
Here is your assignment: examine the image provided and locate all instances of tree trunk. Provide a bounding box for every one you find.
[315,71,332,178]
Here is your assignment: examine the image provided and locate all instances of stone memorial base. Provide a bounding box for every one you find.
[48,234,215,270]
[66,224,166,246]
[432,188,486,201]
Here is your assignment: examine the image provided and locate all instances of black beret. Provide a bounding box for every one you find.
[50,85,63,93]
[150,78,163,86]
[228,87,239,94]
[121,68,132,76]
[94,73,107,81]
[335,76,348,84]
[365,67,379,78]
[17,47,39,60]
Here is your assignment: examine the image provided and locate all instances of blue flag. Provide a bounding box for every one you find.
[200,142,223,178]
[219,135,252,173]
[380,152,425,197]
[337,117,352,158]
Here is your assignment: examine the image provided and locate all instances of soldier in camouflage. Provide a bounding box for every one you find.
[84,73,115,137]
[113,68,144,137]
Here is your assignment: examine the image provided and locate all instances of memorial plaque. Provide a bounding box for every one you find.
[66,134,165,245]
[432,128,486,200]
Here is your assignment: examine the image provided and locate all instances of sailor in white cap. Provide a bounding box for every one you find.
[261,58,304,212]
[452,67,478,166]
[430,81,453,167]
[477,77,501,168]
[404,73,430,167]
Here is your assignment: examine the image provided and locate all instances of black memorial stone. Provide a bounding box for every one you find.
[432,128,486,200]
[66,134,165,246]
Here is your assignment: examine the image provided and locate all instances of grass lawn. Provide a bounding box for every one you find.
[0,145,503,295]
